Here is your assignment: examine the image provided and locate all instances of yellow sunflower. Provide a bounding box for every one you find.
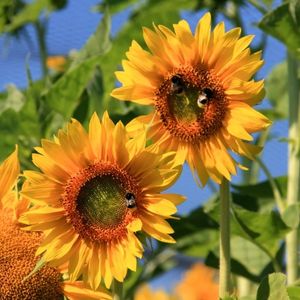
[175,263,218,300]
[111,12,271,185]
[20,112,184,290]
[0,148,111,300]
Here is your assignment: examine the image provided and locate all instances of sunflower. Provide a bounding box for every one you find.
[111,13,271,185]
[135,285,174,300]
[20,112,184,290]
[0,148,111,300]
[175,263,219,300]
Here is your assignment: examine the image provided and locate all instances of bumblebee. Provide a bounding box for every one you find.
[125,192,136,208]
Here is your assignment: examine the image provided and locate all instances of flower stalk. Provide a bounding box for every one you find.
[219,178,232,298]
[286,51,300,285]
[112,280,123,300]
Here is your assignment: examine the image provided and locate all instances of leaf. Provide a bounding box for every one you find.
[265,62,289,120]
[70,9,111,68]
[231,236,270,277]
[44,56,101,119]
[256,273,289,300]
[96,0,139,14]
[287,286,300,300]
[231,176,287,212]
[282,203,300,229]
[205,199,290,257]
[258,3,300,58]
[0,84,25,114]
[4,0,53,32]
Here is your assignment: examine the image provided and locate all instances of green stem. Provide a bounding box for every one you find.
[112,280,123,300]
[255,156,285,214]
[219,178,231,299]
[34,21,48,77]
[286,52,300,285]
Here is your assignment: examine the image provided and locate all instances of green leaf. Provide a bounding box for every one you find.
[265,62,289,120]
[205,199,290,257]
[231,176,287,212]
[0,84,25,114]
[71,9,111,68]
[282,203,300,229]
[4,0,54,32]
[287,286,300,300]
[44,56,101,119]
[231,236,270,277]
[256,273,289,300]
[258,3,300,58]
[96,0,139,14]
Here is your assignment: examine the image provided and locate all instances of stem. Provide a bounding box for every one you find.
[249,127,271,184]
[286,52,300,285]
[112,280,123,300]
[34,20,48,77]
[255,156,285,214]
[219,178,231,298]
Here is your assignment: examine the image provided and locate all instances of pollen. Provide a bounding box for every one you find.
[62,162,140,242]
[0,212,63,300]
[155,65,228,143]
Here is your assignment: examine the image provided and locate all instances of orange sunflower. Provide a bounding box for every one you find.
[20,112,184,290]
[111,12,271,185]
[0,148,111,300]
[175,263,218,300]
[135,285,174,300]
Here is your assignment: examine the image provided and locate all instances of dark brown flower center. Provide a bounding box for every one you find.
[155,65,228,142]
[62,162,139,242]
[0,212,63,300]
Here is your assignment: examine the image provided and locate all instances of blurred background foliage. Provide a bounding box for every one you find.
[0,0,300,299]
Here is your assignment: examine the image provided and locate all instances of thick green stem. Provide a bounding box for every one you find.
[35,21,48,77]
[112,280,123,300]
[219,178,232,298]
[286,52,300,285]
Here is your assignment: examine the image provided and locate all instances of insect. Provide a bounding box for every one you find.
[125,192,136,208]
[197,88,213,108]
[170,75,185,95]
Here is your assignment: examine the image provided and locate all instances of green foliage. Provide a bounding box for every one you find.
[259,2,300,58]
[256,273,290,300]
[265,61,289,120]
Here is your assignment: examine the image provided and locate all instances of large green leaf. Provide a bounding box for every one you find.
[258,2,300,58]
[256,273,289,300]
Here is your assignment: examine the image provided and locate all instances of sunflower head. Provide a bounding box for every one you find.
[20,112,184,289]
[111,13,271,185]
[0,150,111,300]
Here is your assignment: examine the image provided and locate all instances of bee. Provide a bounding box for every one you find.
[170,75,185,95]
[197,88,213,108]
[125,192,136,208]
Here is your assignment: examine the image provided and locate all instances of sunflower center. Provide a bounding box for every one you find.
[155,65,228,142]
[77,175,127,227]
[63,162,139,242]
[0,213,63,300]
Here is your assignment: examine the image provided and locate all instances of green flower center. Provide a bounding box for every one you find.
[77,175,127,227]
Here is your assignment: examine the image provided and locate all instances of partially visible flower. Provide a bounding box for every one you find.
[111,13,271,185]
[0,148,111,300]
[20,112,184,290]
[175,263,218,300]
[46,55,67,72]
[135,285,174,300]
